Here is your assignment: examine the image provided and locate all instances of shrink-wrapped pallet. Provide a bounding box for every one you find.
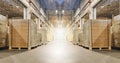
[83,21,91,47]
[47,31,53,42]
[73,29,81,44]
[41,28,47,44]
[29,20,37,47]
[0,21,7,47]
[112,20,120,47]
[78,32,83,45]
[37,30,42,45]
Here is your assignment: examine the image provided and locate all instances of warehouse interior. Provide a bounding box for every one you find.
[0,0,120,63]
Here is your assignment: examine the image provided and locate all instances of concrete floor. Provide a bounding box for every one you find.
[0,48,26,59]
[0,40,120,63]
[0,46,120,59]
[94,49,120,59]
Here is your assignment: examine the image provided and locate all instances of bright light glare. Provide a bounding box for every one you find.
[52,46,65,57]
[48,43,67,58]
[48,25,67,58]
[54,26,66,40]
[56,28,64,34]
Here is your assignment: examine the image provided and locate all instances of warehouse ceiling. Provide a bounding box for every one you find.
[38,0,82,15]
[39,0,81,10]
[96,0,120,18]
[0,0,24,18]
[38,0,82,27]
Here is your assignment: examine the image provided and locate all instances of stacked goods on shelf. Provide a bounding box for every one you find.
[29,20,37,47]
[73,29,81,44]
[78,31,83,45]
[111,14,120,48]
[47,30,53,42]
[0,19,8,48]
[40,28,47,44]
[83,21,91,47]
[37,26,48,45]
[112,20,120,48]
[83,19,111,50]
[37,30,42,45]
[9,19,38,50]
[66,31,74,42]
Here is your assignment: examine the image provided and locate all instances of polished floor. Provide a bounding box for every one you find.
[0,40,120,63]
[94,49,120,59]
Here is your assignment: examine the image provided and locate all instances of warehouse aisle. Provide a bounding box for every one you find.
[0,26,120,63]
[0,0,120,63]
[0,40,120,63]
[0,28,120,63]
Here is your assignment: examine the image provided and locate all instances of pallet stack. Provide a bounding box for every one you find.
[40,28,47,44]
[37,30,42,45]
[112,20,120,48]
[47,30,53,42]
[66,31,74,42]
[0,19,8,48]
[73,29,81,44]
[82,19,111,50]
[112,15,120,48]
[29,20,37,47]
[78,32,83,45]
[9,19,38,50]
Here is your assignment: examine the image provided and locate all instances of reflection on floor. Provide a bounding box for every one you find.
[0,40,120,63]
[0,47,120,60]
[94,49,120,59]
[0,48,26,59]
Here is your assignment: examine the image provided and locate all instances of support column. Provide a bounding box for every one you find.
[93,8,97,19]
[79,18,82,29]
[89,8,94,20]
[35,18,38,24]
[37,18,41,29]
[27,8,31,20]
[27,8,31,50]
[23,8,27,19]
[81,18,84,30]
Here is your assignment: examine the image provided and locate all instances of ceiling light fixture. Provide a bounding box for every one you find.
[56,0,64,5]
[56,10,58,14]
[62,10,64,14]
[100,6,104,9]
[16,5,20,8]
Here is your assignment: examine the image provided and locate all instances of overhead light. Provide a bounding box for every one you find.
[16,5,20,8]
[56,10,58,14]
[62,10,64,14]
[101,6,104,8]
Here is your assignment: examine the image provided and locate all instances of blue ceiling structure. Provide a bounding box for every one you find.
[38,0,81,11]
[56,0,64,5]
[37,0,82,26]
